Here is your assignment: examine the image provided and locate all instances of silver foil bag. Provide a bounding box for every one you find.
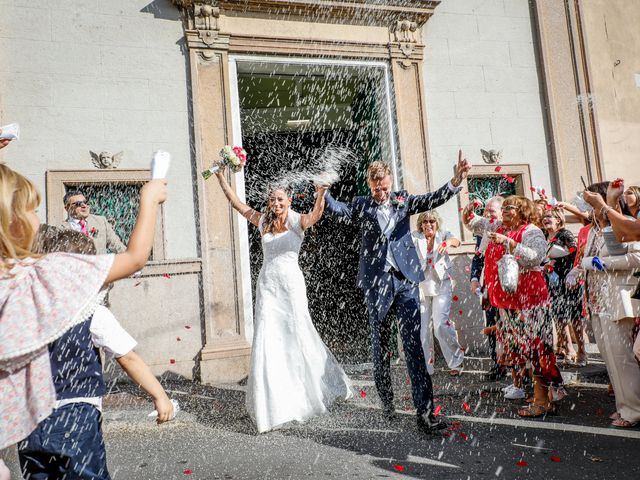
[497,254,519,293]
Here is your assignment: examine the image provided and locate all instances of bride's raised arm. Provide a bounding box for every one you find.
[300,185,328,231]
[215,168,261,227]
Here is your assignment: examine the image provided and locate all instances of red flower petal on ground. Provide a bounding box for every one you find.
[458,310,463,315]
[451,421,461,427]
[516,460,528,467]
[163,273,171,279]
[462,402,471,413]
[170,359,176,364]
[393,464,405,472]
[434,405,442,416]
[494,166,502,172]
[459,432,468,440]
[550,456,561,462]
[442,431,452,437]
[183,470,193,475]
[453,295,459,302]
[360,390,367,399]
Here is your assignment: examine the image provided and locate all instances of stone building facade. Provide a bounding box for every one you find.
[1,0,638,384]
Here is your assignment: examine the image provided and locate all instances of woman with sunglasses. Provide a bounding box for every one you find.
[464,196,564,417]
[411,210,464,376]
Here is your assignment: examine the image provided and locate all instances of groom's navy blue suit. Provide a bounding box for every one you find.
[325,183,459,414]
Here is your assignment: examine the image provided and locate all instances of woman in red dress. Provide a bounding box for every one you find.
[465,196,563,417]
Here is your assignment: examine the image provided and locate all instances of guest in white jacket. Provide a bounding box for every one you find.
[412,210,464,376]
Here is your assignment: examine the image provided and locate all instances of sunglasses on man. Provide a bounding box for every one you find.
[68,200,88,208]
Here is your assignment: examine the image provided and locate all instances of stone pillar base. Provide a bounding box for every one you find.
[199,342,251,385]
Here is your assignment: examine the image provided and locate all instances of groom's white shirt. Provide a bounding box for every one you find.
[376,200,399,272]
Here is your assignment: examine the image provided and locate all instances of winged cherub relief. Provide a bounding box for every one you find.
[90,151,123,169]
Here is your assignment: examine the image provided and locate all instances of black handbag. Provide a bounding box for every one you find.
[632,272,640,300]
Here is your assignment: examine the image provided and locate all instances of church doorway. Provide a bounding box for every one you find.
[230,58,399,362]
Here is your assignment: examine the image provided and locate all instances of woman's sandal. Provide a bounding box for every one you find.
[609,412,621,421]
[518,403,556,418]
[611,418,639,428]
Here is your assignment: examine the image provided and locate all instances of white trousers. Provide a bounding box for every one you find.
[419,280,464,375]
[591,313,640,423]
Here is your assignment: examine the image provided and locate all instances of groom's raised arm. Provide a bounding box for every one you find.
[324,190,354,221]
[407,182,461,215]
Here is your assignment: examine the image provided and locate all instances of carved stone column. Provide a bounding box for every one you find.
[388,20,433,192]
[173,0,251,384]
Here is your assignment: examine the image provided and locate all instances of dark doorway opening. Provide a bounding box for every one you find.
[236,61,396,362]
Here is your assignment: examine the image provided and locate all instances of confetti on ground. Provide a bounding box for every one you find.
[516,460,528,467]
[462,402,471,413]
[434,405,442,416]
[452,295,459,302]
[550,456,561,462]
[359,390,367,399]
[393,464,405,472]
[494,166,502,172]
[183,470,193,475]
[163,273,171,279]
[459,432,468,441]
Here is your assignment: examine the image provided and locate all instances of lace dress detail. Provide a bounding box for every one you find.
[246,210,352,433]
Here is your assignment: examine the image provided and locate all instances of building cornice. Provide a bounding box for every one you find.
[172,0,440,27]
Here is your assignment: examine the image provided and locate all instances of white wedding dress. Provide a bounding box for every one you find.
[246,210,353,433]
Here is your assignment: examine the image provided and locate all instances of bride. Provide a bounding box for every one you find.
[214,167,353,433]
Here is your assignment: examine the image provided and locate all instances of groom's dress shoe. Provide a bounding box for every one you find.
[382,403,397,420]
[416,413,448,433]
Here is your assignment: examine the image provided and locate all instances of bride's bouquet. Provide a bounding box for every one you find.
[202,145,247,179]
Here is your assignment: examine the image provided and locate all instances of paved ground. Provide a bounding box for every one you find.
[5,356,640,479]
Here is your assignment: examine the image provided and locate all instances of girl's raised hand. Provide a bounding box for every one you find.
[140,179,168,206]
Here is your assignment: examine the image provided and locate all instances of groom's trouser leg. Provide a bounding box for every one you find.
[393,277,434,415]
[364,276,395,408]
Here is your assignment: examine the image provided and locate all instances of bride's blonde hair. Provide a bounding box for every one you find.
[0,164,41,271]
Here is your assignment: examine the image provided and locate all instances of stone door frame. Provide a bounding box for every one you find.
[171,0,440,384]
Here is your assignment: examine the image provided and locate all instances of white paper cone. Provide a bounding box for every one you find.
[548,244,569,259]
[0,123,20,140]
[151,150,171,179]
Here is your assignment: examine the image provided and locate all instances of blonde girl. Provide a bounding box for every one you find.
[0,163,167,451]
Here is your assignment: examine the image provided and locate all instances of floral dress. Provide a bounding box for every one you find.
[468,217,562,385]
[0,253,113,449]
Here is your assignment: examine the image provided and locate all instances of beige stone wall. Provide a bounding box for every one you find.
[581,0,640,184]
[0,0,202,378]
[0,0,198,258]
[422,0,552,240]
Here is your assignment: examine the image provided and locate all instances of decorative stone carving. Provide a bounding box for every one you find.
[391,19,418,44]
[90,151,123,169]
[480,149,503,165]
[172,0,221,47]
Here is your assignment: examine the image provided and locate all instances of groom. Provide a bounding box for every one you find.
[324,151,470,433]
